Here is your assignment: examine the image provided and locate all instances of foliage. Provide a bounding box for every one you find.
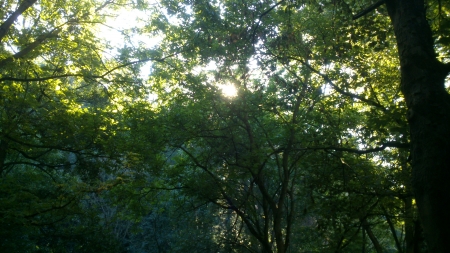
[2,0,448,252]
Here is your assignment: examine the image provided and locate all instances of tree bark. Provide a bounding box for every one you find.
[386,1,450,252]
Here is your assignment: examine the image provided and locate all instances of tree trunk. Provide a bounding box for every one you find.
[0,140,8,176]
[382,205,403,253]
[361,218,383,253]
[386,1,450,252]
[362,228,366,253]
[404,195,415,253]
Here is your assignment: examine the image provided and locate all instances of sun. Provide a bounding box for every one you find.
[219,84,238,97]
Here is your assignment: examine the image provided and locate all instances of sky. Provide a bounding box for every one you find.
[99,6,161,79]
[100,1,238,98]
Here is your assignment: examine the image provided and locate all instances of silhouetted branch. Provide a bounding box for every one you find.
[0,54,175,82]
[271,141,409,155]
[352,0,386,20]
[251,0,286,43]
[286,55,387,110]
[0,0,38,41]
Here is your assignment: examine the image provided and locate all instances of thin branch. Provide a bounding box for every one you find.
[1,135,112,160]
[268,141,409,156]
[4,160,57,181]
[25,197,77,219]
[3,134,83,152]
[0,54,176,82]
[302,141,409,154]
[0,73,86,82]
[251,0,286,43]
[141,186,188,193]
[287,55,387,110]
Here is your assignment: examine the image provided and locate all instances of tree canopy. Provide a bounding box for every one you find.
[1,0,449,252]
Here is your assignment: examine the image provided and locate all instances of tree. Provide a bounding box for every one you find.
[383,1,450,252]
[0,0,160,251]
[142,1,410,251]
[146,0,450,251]
[144,0,450,251]
[3,0,449,251]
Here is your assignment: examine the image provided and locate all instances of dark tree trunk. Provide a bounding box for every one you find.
[404,196,415,253]
[361,218,383,253]
[386,1,450,252]
[0,140,8,176]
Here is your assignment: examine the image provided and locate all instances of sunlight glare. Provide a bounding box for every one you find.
[219,84,237,97]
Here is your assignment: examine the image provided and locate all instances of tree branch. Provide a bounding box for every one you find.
[286,55,387,110]
[25,197,77,219]
[0,0,38,42]
[360,217,383,253]
[381,204,404,253]
[278,141,409,155]
[321,141,409,154]
[251,0,286,43]
[352,0,386,20]
[0,29,61,68]
[0,74,85,82]
[0,54,175,82]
